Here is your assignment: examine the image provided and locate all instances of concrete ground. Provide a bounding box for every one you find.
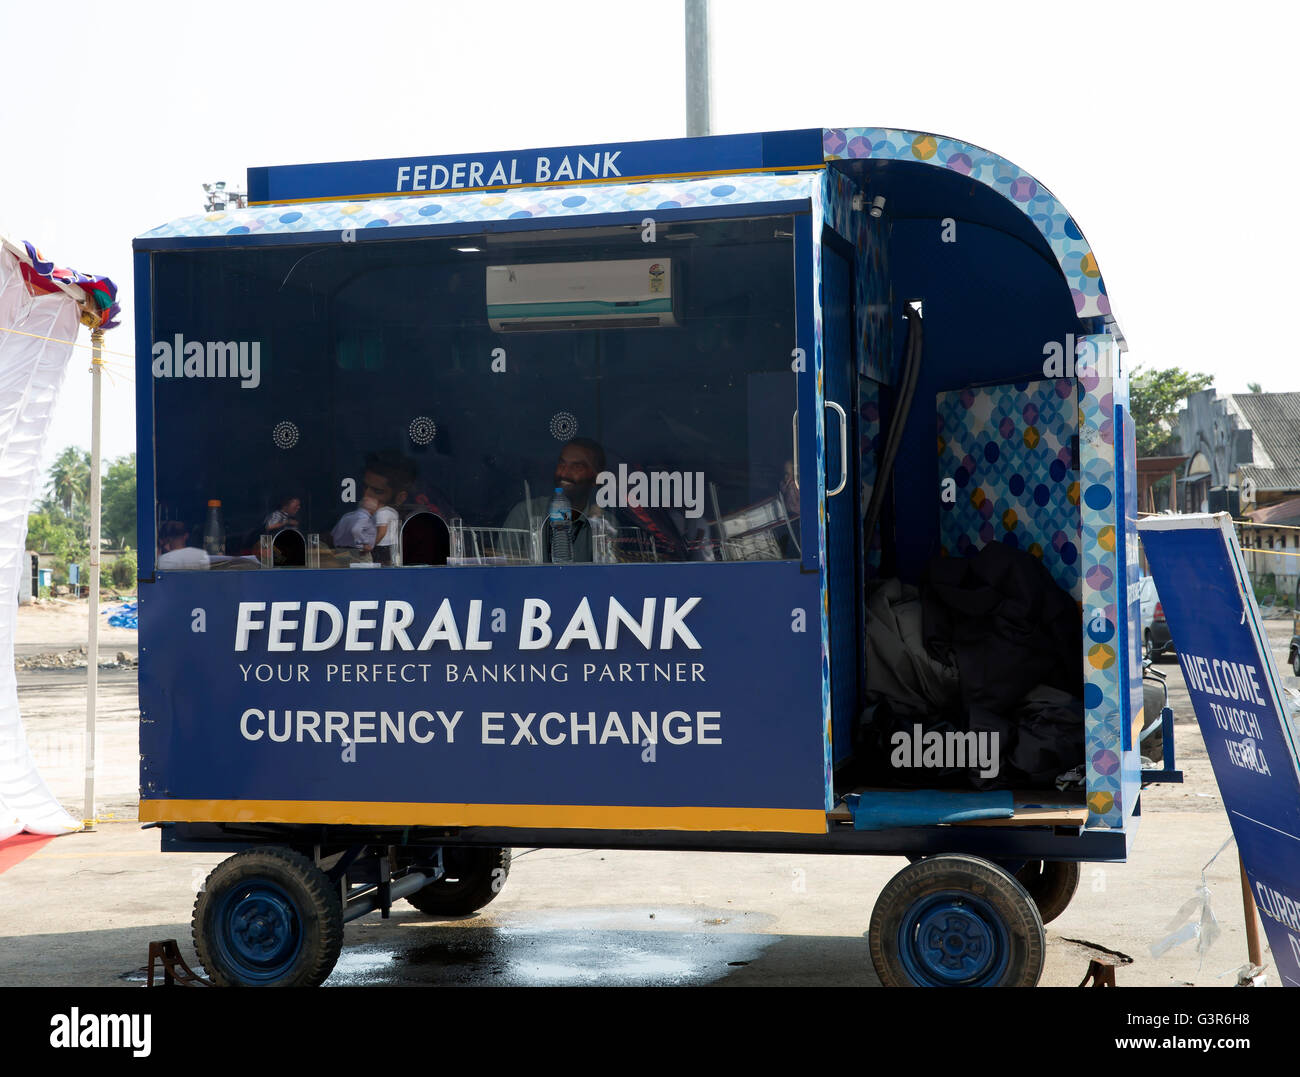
[0,598,1290,987]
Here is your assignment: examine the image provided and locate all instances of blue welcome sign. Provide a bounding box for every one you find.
[1139,512,1300,986]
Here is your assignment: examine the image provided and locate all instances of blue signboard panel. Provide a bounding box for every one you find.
[247,130,825,204]
[1140,513,1300,986]
[138,562,829,833]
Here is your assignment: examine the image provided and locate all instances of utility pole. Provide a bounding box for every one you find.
[685,0,712,137]
[83,326,103,831]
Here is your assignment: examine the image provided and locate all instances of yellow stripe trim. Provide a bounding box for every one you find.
[248,164,825,207]
[138,799,828,835]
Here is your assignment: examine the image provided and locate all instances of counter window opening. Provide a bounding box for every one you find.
[150,214,802,570]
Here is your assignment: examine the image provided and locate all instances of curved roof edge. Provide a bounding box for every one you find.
[824,127,1120,337]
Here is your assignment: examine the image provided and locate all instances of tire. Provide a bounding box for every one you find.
[1292,650,1300,677]
[1141,680,1167,764]
[193,846,343,987]
[869,854,1045,987]
[1144,631,1155,661]
[1014,860,1080,925]
[406,846,511,916]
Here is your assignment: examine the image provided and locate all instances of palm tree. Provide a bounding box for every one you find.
[46,447,91,529]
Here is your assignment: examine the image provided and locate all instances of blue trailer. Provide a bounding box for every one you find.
[134,126,1176,986]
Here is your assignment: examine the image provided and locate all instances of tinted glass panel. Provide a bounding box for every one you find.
[150,214,799,568]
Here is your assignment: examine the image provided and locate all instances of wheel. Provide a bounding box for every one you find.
[193,846,343,987]
[869,854,1045,987]
[407,846,511,916]
[1292,650,1300,677]
[1144,631,1155,660]
[1014,860,1080,925]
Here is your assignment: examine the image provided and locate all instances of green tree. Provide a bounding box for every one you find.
[110,549,137,590]
[25,508,88,585]
[1247,381,1263,394]
[101,453,137,549]
[1129,366,1214,457]
[45,446,91,530]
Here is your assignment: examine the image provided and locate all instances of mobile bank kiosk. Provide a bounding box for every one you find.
[134,126,1169,986]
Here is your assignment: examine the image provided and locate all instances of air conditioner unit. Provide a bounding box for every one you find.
[486,259,677,332]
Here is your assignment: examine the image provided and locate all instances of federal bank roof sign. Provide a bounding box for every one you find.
[246,130,826,205]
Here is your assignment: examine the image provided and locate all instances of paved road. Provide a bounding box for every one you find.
[0,811,1271,987]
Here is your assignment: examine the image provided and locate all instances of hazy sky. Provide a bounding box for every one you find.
[2,0,1294,470]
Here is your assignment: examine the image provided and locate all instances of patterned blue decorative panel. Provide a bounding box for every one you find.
[138,174,820,241]
[1124,405,1144,756]
[1077,337,1127,827]
[937,378,1081,599]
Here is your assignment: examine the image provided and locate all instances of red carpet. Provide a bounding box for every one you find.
[0,833,56,875]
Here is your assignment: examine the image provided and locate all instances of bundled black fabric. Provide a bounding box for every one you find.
[922,542,1082,713]
[859,698,973,788]
[1009,686,1085,785]
[863,579,960,716]
[858,548,1085,790]
[915,543,1084,788]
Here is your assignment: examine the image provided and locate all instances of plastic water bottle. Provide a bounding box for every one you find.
[548,487,573,563]
[203,499,225,556]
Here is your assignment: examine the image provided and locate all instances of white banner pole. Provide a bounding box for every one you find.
[83,326,103,832]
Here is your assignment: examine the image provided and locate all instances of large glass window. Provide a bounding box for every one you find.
[150,213,800,569]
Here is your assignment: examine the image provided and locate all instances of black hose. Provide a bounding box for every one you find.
[861,303,923,557]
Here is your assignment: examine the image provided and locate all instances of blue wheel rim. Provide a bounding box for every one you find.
[896,889,1011,987]
[213,877,304,983]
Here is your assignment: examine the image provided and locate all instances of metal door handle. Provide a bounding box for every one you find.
[825,400,848,496]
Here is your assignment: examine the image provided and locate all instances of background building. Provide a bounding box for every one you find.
[1173,389,1300,601]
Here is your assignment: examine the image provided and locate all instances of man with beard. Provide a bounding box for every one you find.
[503,437,612,563]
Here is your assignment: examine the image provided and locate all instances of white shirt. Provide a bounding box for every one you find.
[374,506,399,548]
[158,546,210,570]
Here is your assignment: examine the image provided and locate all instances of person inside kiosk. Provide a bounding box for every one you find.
[150,213,801,568]
[157,520,209,571]
[262,494,301,533]
[503,437,615,563]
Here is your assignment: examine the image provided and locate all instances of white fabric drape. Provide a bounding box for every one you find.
[0,247,83,837]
